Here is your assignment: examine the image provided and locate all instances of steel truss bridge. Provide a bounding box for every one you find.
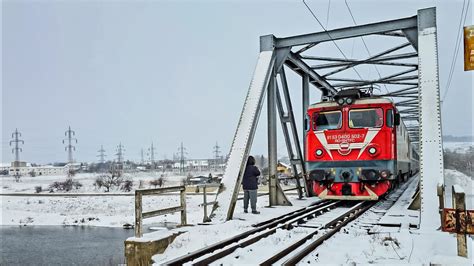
[211,7,443,231]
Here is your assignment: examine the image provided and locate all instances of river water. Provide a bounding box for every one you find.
[0,226,135,265]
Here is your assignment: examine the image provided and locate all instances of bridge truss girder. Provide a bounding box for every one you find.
[213,8,443,226]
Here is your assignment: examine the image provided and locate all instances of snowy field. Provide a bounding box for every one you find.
[0,172,298,227]
[1,172,219,227]
[443,141,474,154]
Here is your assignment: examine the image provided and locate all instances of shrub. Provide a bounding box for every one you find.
[48,178,82,192]
[149,177,165,188]
[68,169,76,177]
[35,186,42,193]
[94,174,123,192]
[121,179,133,192]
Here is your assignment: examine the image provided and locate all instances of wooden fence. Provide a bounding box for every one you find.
[135,186,186,238]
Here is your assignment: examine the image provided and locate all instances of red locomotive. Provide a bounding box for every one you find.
[306,89,418,200]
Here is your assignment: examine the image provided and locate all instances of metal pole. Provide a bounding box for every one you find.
[302,74,312,196]
[268,71,278,206]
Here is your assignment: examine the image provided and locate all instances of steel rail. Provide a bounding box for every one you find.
[259,201,366,265]
[162,200,338,265]
[281,201,376,265]
[191,201,342,265]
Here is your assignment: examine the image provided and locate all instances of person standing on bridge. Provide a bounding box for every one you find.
[242,155,260,214]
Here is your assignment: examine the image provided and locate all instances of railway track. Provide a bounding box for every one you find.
[162,178,415,265]
[162,199,341,265]
[262,201,375,265]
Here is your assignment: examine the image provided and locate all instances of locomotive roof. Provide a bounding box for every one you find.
[309,97,394,109]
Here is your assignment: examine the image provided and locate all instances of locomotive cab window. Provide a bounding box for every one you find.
[386,109,394,128]
[349,108,383,128]
[312,111,342,131]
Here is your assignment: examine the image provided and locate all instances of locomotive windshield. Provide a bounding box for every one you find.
[349,108,383,128]
[312,111,342,130]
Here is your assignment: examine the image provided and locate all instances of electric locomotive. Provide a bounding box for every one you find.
[305,88,418,200]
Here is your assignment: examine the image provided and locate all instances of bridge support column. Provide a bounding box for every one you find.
[417,7,444,231]
[268,70,291,206]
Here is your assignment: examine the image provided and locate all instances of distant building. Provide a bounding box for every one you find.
[172,158,225,173]
[277,161,292,176]
[1,162,67,176]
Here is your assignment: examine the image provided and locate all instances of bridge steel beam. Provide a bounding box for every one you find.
[275,16,417,48]
[417,7,444,231]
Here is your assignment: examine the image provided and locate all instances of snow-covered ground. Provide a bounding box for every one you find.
[445,169,473,209]
[152,171,474,265]
[0,172,296,227]
[2,168,473,264]
[1,172,217,227]
[443,141,474,154]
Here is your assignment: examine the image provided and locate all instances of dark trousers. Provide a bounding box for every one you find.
[243,189,257,211]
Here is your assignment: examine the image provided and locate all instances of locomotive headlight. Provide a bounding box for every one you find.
[380,170,390,179]
[315,149,324,157]
[337,98,345,105]
[368,147,377,155]
[345,97,354,105]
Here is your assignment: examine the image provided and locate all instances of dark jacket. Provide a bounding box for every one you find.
[242,165,260,190]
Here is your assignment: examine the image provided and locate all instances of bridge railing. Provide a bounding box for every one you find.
[134,186,186,238]
[197,183,220,223]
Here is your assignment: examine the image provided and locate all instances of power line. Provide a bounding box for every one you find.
[442,0,470,105]
[302,0,364,81]
[325,0,331,28]
[344,0,391,95]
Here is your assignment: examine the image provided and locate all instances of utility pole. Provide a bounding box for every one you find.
[10,128,24,163]
[63,126,77,164]
[115,143,125,175]
[177,142,187,174]
[148,142,156,169]
[140,148,144,164]
[116,143,124,163]
[97,145,106,164]
[213,142,221,171]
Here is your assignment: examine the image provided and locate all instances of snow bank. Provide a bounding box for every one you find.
[444,169,473,209]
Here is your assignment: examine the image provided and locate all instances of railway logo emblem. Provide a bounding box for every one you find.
[338,142,351,155]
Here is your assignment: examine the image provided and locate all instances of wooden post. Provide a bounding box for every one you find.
[437,183,445,227]
[135,190,143,238]
[180,188,187,226]
[452,185,467,257]
[203,185,208,223]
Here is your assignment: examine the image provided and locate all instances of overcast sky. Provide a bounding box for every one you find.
[1,0,473,164]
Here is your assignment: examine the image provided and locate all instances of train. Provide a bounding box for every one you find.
[305,88,419,200]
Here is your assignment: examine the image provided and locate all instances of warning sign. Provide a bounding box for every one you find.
[464,26,474,71]
[441,208,474,234]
